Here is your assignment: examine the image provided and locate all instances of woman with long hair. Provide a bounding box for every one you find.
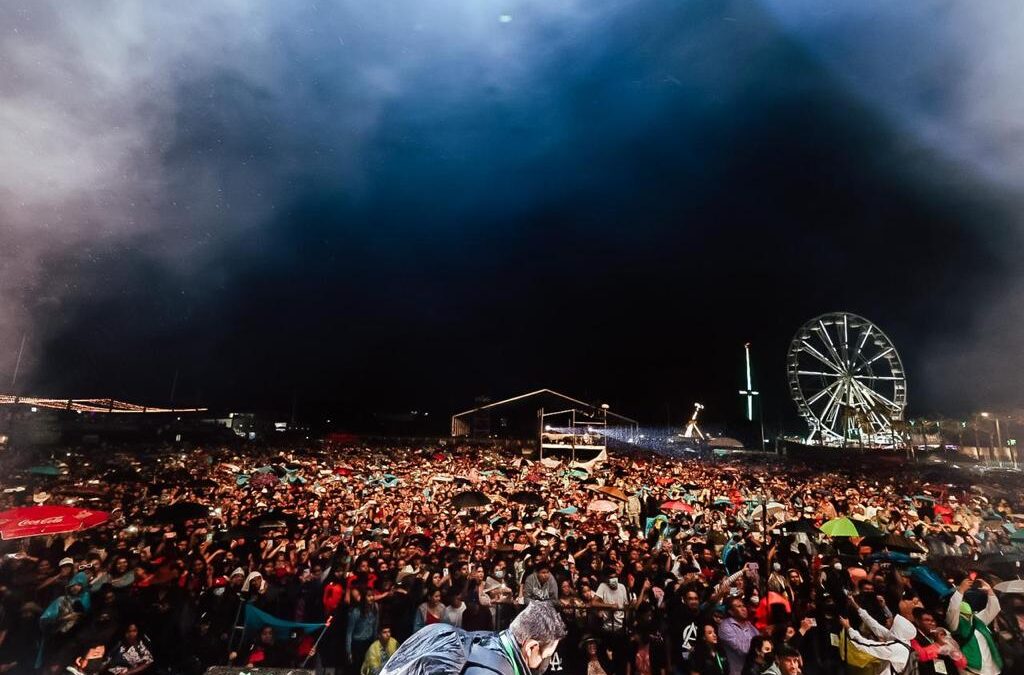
[690,624,729,675]
[346,587,379,675]
[413,588,445,632]
[107,623,155,675]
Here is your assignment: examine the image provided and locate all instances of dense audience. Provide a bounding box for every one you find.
[0,441,1023,675]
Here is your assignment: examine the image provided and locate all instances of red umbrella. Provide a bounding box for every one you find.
[0,505,109,540]
[656,477,676,487]
[661,500,693,513]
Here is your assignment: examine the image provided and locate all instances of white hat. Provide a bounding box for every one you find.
[59,557,74,567]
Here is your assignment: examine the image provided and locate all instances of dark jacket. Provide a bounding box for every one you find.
[462,630,531,675]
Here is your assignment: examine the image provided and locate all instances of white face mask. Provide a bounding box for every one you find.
[608,578,618,589]
[494,569,504,579]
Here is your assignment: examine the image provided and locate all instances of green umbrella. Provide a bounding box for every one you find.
[819,517,885,538]
[1010,529,1024,542]
[28,465,61,476]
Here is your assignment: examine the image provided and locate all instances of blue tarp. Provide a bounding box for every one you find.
[243,603,325,641]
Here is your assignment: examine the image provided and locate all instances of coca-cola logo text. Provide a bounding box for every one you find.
[16,516,66,526]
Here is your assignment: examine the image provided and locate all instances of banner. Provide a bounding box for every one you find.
[243,603,325,641]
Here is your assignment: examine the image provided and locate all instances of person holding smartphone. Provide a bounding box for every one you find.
[945,574,1003,675]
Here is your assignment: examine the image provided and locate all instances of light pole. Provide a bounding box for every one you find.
[981,412,1004,466]
[739,343,765,451]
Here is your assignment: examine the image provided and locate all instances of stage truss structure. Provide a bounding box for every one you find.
[786,312,906,446]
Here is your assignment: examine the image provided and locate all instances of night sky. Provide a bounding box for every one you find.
[2,1,1023,430]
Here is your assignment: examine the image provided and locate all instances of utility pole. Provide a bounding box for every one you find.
[10,332,26,392]
[168,367,179,409]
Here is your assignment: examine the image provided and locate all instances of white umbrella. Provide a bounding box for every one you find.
[994,580,1024,594]
[751,502,786,518]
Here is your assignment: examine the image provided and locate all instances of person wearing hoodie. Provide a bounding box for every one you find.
[242,570,274,612]
[39,571,92,674]
[838,595,917,674]
[201,567,246,643]
[945,576,1002,675]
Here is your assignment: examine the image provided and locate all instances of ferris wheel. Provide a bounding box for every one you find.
[787,312,907,445]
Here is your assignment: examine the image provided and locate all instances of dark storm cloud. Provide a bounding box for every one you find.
[1,0,1021,420]
[1,0,629,387]
[761,0,1024,412]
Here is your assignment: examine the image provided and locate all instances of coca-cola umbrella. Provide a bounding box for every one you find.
[0,505,109,540]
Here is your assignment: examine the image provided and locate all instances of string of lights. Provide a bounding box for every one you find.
[0,394,206,414]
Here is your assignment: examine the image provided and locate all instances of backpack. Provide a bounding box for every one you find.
[380,624,516,675]
[893,641,919,675]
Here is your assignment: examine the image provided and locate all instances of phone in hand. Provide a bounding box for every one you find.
[969,571,978,582]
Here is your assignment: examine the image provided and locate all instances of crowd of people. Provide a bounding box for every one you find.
[0,440,1023,675]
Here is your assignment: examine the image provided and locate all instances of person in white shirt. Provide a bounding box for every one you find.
[595,576,630,631]
[945,576,1002,675]
[443,592,467,628]
[838,611,915,674]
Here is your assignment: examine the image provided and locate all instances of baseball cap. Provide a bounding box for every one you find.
[59,557,74,567]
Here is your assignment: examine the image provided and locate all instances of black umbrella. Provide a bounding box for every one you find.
[105,468,139,483]
[509,491,545,507]
[780,518,820,534]
[451,491,491,509]
[864,533,927,554]
[148,502,209,523]
[249,510,298,530]
[217,525,261,541]
[56,485,108,498]
[163,469,193,483]
[977,551,1024,575]
[188,478,218,489]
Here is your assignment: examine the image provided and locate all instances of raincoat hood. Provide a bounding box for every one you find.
[242,571,263,592]
[891,615,917,643]
[68,571,90,591]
